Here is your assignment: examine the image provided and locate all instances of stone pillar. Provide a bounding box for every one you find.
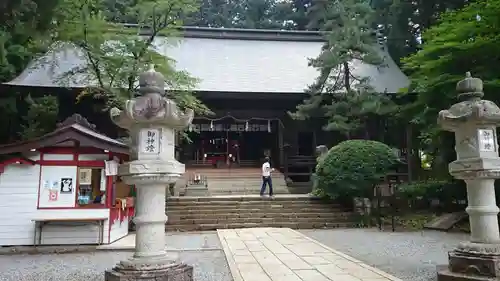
[437,72,500,281]
[105,65,194,281]
[311,145,328,194]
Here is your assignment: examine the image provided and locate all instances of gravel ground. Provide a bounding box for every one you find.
[0,228,469,281]
[300,228,469,281]
[165,231,222,249]
[0,232,232,281]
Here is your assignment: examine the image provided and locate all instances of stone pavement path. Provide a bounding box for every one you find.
[217,227,401,281]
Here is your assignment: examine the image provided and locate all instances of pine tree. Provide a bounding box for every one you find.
[290,0,394,139]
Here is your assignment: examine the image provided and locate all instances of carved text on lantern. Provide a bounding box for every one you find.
[478,129,495,152]
[140,128,160,154]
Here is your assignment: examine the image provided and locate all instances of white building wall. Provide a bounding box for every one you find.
[0,163,40,246]
[78,154,108,161]
[43,154,74,160]
[0,158,113,246]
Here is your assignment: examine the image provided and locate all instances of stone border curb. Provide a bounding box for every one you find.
[217,230,244,281]
[0,246,221,256]
[0,246,98,256]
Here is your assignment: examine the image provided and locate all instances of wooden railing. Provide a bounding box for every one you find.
[283,155,316,182]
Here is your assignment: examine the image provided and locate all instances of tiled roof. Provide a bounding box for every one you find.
[5,28,409,93]
[0,114,128,155]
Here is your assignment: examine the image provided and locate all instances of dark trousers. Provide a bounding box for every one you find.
[260,176,273,196]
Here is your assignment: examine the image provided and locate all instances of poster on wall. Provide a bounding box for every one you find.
[51,181,59,190]
[60,178,73,193]
[105,160,118,176]
[100,169,106,191]
[43,180,50,189]
[48,190,58,201]
[79,168,92,185]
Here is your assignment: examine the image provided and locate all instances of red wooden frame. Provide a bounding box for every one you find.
[31,146,133,244]
[34,147,123,209]
[0,157,36,174]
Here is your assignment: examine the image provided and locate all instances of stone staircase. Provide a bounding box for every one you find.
[165,195,356,231]
[182,167,289,195]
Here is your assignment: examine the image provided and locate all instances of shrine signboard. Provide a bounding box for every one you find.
[139,128,160,154]
[478,129,495,152]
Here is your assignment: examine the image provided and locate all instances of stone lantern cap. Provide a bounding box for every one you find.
[138,64,165,96]
[109,64,194,130]
[438,72,500,131]
[456,71,484,100]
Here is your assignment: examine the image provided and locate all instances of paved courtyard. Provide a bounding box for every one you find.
[218,227,402,281]
[0,228,469,281]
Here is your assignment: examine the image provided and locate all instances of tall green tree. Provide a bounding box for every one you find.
[0,0,59,83]
[101,0,138,23]
[184,0,311,30]
[0,0,60,142]
[21,95,59,140]
[232,0,293,29]
[290,0,312,30]
[186,0,239,27]
[401,0,498,169]
[290,0,394,139]
[53,0,210,115]
[377,0,470,65]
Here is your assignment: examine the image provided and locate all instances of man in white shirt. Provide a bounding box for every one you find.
[260,157,274,196]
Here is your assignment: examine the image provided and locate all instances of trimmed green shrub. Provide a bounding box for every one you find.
[316,140,400,200]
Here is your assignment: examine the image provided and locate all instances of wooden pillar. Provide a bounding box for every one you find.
[278,121,284,169]
[405,125,414,182]
[312,128,317,154]
[283,144,290,180]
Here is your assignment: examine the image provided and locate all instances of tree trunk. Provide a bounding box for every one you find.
[343,62,351,92]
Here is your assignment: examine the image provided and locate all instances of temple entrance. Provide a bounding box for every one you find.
[182,120,278,167]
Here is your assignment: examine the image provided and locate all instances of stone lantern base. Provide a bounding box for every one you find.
[437,242,500,281]
[105,261,193,281]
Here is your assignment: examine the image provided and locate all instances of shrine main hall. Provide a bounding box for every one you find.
[2,26,409,172]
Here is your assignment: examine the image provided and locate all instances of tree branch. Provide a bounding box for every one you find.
[127,2,176,93]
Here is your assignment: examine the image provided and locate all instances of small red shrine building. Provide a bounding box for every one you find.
[0,114,134,246]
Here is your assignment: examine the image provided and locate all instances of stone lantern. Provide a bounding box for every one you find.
[437,72,500,281]
[106,65,194,281]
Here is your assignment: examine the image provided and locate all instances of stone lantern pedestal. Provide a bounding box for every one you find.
[437,72,500,281]
[105,65,194,281]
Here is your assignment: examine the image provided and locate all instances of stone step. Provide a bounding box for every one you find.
[166,205,342,211]
[163,195,355,231]
[167,211,353,220]
[185,174,267,179]
[166,200,341,206]
[165,205,343,213]
[167,195,326,202]
[204,187,289,192]
[166,221,356,231]
[206,190,290,195]
[166,207,343,214]
[166,199,339,206]
[167,216,353,225]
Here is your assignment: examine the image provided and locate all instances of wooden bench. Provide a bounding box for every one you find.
[32,218,107,246]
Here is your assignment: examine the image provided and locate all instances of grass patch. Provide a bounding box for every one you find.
[379,212,438,231]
